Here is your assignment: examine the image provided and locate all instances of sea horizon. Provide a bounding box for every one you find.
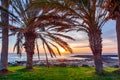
[0,53,118,63]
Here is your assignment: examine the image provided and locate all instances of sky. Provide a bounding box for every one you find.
[62,20,117,54]
[0,19,117,54]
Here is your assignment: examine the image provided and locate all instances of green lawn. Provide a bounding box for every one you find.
[0,66,120,80]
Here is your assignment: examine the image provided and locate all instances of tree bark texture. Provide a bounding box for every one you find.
[116,16,120,69]
[24,31,36,69]
[0,0,9,72]
[88,30,103,74]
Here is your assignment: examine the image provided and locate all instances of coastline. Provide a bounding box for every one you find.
[8,54,119,68]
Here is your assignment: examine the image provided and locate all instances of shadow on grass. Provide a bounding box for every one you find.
[0,67,29,77]
[0,70,13,76]
[0,72,11,76]
[15,68,35,72]
[112,69,120,74]
[91,69,120,80]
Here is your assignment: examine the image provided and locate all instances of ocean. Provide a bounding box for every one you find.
[6,53,86,62]
[0,53,118,62]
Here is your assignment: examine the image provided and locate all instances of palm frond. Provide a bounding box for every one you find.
[44,32,73,53]
[48,42,61,56]
[51,33,75,41]
[42,41,49,68]
[13,32,23,57]
[35,39,40,60]
[39,34,56,58]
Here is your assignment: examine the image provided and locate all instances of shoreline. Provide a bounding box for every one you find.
[8,54,119,68]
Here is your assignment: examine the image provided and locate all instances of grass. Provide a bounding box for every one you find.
[0,66,120,80]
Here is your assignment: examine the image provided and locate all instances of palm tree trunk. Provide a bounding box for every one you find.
[0,0,9,72]
[24,32,36,69]
[26,52,34,69]
[116,16,120,69]
[88,30,103,74]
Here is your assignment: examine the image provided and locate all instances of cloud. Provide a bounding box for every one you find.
[73,45,89,48]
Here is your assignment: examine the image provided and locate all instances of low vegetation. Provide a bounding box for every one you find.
[0,66,120,80]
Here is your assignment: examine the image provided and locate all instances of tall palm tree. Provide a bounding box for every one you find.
[0,0,9,72]
[65,0,108,74]
[33,0,108,73]
[9,0,76,69]
[105,0,120,69]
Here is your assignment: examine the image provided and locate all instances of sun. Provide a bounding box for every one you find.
[60,48,66,53]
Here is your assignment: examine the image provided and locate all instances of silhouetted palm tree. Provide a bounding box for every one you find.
[68,0,108,74]
[105,0,120,68]
[9,0,76,69]
[0,0,9,72]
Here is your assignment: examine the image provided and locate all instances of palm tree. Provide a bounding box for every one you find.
[0,0,9,72]
[105,0,120,69]
[66,0,108,74]
[9,0,76,69]
[33,0,108,73]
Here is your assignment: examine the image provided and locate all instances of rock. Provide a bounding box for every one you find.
[15,61,21,64]
[113,65,119,68]
[68,63,78,67]
[39,62,46,66]
[9,62,18,66]
[59,63,67,67]
[81,64,89,67]
[53,63,60,67]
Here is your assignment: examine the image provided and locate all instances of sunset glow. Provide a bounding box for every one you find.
[59,48,66,53]
[4,19,117,54]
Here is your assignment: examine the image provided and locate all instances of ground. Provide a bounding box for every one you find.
[0,66,120,80]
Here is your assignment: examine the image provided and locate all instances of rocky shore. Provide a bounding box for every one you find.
[8,55,119,68]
